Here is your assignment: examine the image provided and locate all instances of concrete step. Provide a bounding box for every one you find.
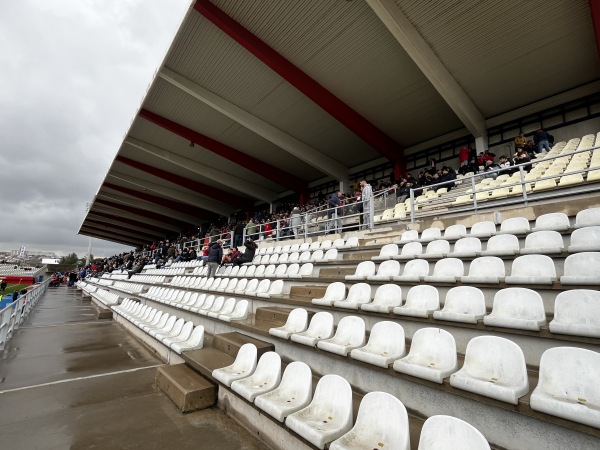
[155,364,216,413]
[183,348,235,379]
[289,285,327,299]
[342,250,378,261]
[94,305,113,320]
[254,306,294,324]
[211,332,274,359]
[318,267,355,278]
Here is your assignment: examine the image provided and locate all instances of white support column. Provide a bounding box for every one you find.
[269,203,274,214]
[159,68,349,182]
[367,0,487,137]
[339,179,350,195]
[475,135,489,153]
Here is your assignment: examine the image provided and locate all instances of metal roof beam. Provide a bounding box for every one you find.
[138,109,308,194]
[115,155,247,209]
[87,211,174,235]
[94,197,195,230]
[90,204,182,233]
[86,218,161,241]
[106,173,231,217]
[193,0,403,167]
[124,137,277,203]
[366,0,487,138]
[158,67,348,181]
[79,231,136,248]
[80,226,147,246]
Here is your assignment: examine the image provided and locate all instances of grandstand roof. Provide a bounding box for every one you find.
[79,0,600,246]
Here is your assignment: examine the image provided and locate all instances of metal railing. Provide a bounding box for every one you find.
[0,280,49,352]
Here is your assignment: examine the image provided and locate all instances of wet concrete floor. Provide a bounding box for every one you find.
[0,287,266,449]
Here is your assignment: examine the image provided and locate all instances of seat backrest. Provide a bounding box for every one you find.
[311,249,324,261]
[268,279,284,295]
[536,347,600,404]
[407,328,456,366]
[332,238,345,248]
[400,230,419,242]
[564,252,600,277]
[230,299,249,319]
[405,285,439,309]
[418,415,490,450]
[323,282,346,300]
[400,241,422,256]
[306,311,334,335]
[245,279,259,293]
[345,236,359,248]
[323,248,338,260]
[298,263,314,277]
[255,266,266,277]
[231,343,258,373]
[299,251,311,262]
[276,361,312,399]
[268,254,279,264]
[570,226,600,248]
[444,224,467,240]
[353,261,376,277]
[265,265,277,277]
[377,243,399,259]
[309,374,353,421]
[256,279,271,294]
[575,207,600,228]
[332,316,365,344]
[510,255,556,278]
[347,392,410,450]
[534,212,570,231]
[290,244,301,252]
[491,288,545,321]
[425,239,450,255]
[253,351,282,380]
[500,217,530,234]
[260,255,270,264]
[365,321,405,352]
[485,234,519,253]
[210,296,226,312]
[309,241,321,251]
[281,245,291,253]
[553,289,600,327]
[237,266,248,277]
[219,298,237,315]
[443,286,486,314]
[431,258,464,277]
[346,283,371,302]
[462,336,527,385]
[284,308,308,332]
[421,227,442,240]
[274,264,287,277]
[372,284,402,307]
[278,253,289,264]
[286,263,300,277]
[288,252,300,263]
[235,279,248,292]
[523,230,564,251]
[456,237,482,253]
[299,242,311,252]
[375,260,400,277]
[246,266,257,277]
[402,259,429,277]
[468,256,505,277]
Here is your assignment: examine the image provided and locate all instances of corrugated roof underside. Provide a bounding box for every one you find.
[397,0,600,117]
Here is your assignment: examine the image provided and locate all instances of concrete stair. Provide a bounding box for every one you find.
[155,364,216,413]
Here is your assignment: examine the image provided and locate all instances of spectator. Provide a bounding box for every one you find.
[206,240,223,278]
[481,159,501,179]
[458,157,479,176]
[222,247,240,265]
[437,167,456,191]
[360,179,373,229]
[533,129,552,153]
[498,155,514,175]
[290,207,302,238]
[327,190,342,234]
[458,146,470,166]
[1,279,7,291]
[514,148,532,172]
[514,132,527,149]
[246,218,258,241]
[233,239,258,266]
[233,221,245,247]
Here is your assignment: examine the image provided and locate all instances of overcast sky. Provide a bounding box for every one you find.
[0,0,191,257]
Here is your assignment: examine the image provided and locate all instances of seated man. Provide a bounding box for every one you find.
[481,159,501,179]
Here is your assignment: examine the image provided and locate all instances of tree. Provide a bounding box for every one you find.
[59,253,79,266]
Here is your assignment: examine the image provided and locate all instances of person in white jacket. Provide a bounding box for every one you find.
[360,179,373,229]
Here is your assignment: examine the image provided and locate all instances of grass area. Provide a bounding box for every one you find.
[1,284,28,297]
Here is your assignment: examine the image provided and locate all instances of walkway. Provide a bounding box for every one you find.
[0,287,265,450]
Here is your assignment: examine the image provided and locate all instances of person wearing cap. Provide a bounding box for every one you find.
[233,238,258,266]
[206,240,223,278]
[290,206,302,238]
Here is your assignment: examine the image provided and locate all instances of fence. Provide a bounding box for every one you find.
[0,280,48,352]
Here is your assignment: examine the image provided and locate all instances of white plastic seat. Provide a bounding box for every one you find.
[574,207,600,228]
[417,227,442,243]
[200,296,225,317]
[461,256,505,283]
[449,336,529,404]
[483,287,546,331]
[505,254,557,285]
[254,265,266,278]
[433,286,486,323]
[366,260,400,282]
[309,241,321,251]
[469,220,497,238]
[245,266,257,278]
[290,244,301,253]
[264,264,277,278]
[322,248,338,262]
[361,284,402,313]
[498,216,530,235]
[520,230,564,254]
[392,259,429,282]
[288,252,300,263]
[448,237,482,258]
[285,374,353,449]
[312,282,346,306]
[333,283,371,309]
[332,238,345,249]
[260,255,270,265]
[350,321,405,368]
[278,253,289,264]
[393,327,458,383]
[223,278,239,293]
[258,279,284,298]
[170,325,205,354]
[148,315,176,338]
[418,415,490,450]
[250,279,271,297]
[394,229,419,243]
[419,239,450,259]
[444,224,467,240]
[155,317,185,342]
[480,234,520,256]
[233,279,248,295]
[549,289,600,338]
[568,226,600,252]
[329,391,410,450]
[532,212,570,232]
[392,241,423,260]
[269,308,308,339]
[310,249,324,262]
[423,258,464,283]
[163,321,194,346]
[371,243,399,261]
[299,242,311,252]
[530,347,600,428]
[212,343,257,387]
[268,254,280,264]
[254,361,313,422]
[317,316,366,355]
[219,299,249,322]
[344,261,376,280]
[231,351,282,402]
[560,252,600,285]
[243,278,260,296]
[339,236,359,249]
[284,263,300,278]
[208,297,236,318]
[290,311,334,347]
[393,285,439,318]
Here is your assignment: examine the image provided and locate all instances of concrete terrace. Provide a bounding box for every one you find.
[0,286,264,450]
